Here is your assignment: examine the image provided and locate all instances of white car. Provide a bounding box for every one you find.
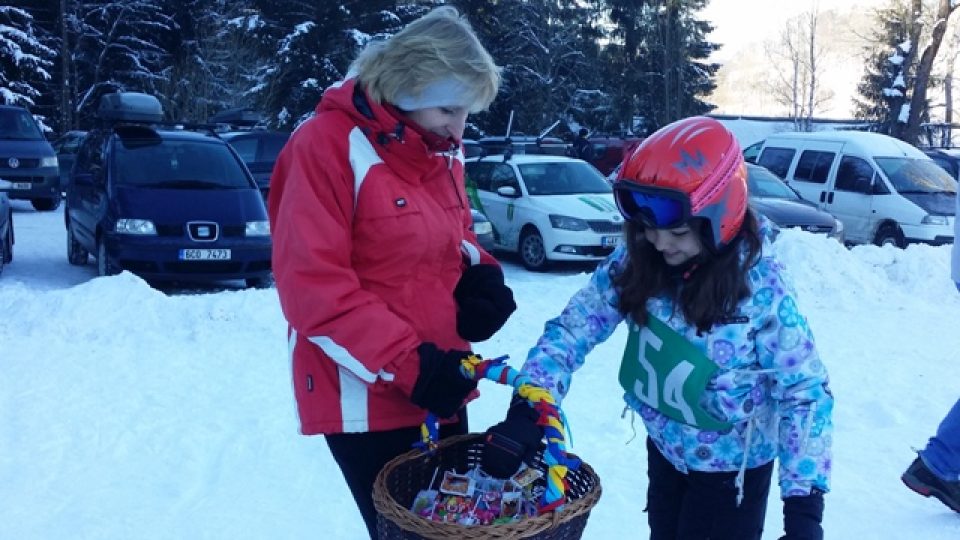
[464,154,624,270]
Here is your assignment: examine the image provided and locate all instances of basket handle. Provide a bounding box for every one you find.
[416,355,579,514]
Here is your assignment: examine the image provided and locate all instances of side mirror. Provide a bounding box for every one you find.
[496,185,519,198]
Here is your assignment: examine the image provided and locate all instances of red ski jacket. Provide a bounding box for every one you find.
[268,78,496,434]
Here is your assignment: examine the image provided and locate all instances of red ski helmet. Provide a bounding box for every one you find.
[613,116,748,250]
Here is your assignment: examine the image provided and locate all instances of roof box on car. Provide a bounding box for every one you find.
[97,92,164,123]
[208,108,262,127]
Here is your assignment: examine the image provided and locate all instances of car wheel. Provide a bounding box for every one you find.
[2,212,12,264]
[874,224,905,248]
[96,236,119,277]
[0,227,8,274]
[31,195,61,212]
[519,227,549,271]
[66,222,88,265]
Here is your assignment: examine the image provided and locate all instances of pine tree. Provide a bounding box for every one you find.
[68,0,175,124]
[250,1,431,129]
[853,1,918,134]
[158,0,263,123]
[602,0,718,134]
[457,0,605,136]
[0,5,56,115]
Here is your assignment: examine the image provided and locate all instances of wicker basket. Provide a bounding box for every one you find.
[373,433,602,540]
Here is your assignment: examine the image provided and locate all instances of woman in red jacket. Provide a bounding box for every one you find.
[267,7,512,538]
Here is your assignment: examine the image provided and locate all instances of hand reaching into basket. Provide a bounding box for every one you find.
[409,343,479,418]
[482,399,545,478]
[415,354,581,513]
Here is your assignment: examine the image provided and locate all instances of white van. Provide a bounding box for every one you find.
[755,131,956,246]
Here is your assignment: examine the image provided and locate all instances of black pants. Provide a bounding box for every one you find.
[646,437,773,540]
[324,409,468,539]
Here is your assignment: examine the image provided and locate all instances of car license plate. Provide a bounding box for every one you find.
[179,248,231,260]
[602,236,620,247]
[11,182,31,189]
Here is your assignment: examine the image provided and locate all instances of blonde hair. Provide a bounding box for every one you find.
[349,6,500,113]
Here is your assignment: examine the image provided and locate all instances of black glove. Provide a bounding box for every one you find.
[779,492,824,540]
[482,400,544,478]
[454,264,516,342]
[410,343,478,418]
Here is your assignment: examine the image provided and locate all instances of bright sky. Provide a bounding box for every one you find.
[701,0,889,117]
[2,203,960,538]
[701,0,881,62]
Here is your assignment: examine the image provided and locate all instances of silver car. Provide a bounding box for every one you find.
[0,191,13,273]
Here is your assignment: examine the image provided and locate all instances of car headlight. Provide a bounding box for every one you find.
[40,156,59,167]
[549,214,589,231]
[472,221,493,235]
[245,220,270,236]
[921,214,948,225]
[115,219,157,235]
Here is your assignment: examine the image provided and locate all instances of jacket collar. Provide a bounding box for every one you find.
[318,78,460,171]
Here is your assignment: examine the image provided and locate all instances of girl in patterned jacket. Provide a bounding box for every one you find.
[482,116,834,540]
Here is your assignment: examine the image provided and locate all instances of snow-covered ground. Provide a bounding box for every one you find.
[2,200,959,539]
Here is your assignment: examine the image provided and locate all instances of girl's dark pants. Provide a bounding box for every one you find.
[325,409,468,539]
[646,437,773,540]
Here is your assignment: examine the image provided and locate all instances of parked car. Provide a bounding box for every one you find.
[606,162,623,184]
[606,161,842,242]
[742,140,763,163]
[470,207,495,253]
[65,92,272,288]
[0,104,61,211]
[52,130,87,189]
[746,163,844,242]
[462,138,482,158]
[924,147,960,181]
[219,129,289,200]
[584,135,643,176]
[474,135,568,157]
[755,130,955,247]
[0,190,13,273]
[464,154,623,270]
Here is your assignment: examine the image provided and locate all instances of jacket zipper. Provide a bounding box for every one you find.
[447,167,464,208]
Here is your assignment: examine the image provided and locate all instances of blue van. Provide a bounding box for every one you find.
[219,130,289,201]
[65,92,272,287]
[0,104,61,211]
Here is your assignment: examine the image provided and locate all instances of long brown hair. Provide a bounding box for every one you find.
[613,209,762,333]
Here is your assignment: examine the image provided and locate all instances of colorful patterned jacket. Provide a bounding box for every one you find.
[521,217,833,498]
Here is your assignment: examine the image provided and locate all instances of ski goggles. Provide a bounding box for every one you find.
[613,182,692,229]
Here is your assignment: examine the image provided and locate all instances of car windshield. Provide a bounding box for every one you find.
[114,139,252,189]
[0,109,44,141]
[874,157,958,194]
[518,161,612,195]
[747,165,799,200]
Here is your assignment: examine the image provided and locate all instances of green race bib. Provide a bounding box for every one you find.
[619,316,732,431]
